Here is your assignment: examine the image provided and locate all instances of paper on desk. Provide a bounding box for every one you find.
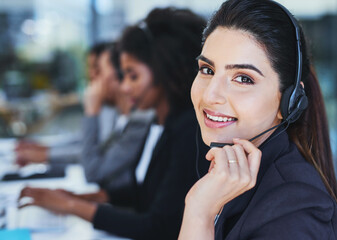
[0,229,31,240]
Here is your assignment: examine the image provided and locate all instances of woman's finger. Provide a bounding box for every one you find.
[205,148,215,161]
[206,148,229,175]
[208,160,215,173]
[19,187,46,201]
[18,202,34,209]
[19,186,32,199]
[233,138,261,182]
[232,144,250,174]
[223,145,239,176]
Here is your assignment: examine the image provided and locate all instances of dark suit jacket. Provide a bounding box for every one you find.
[215,128,337,240]
[93,109,210,240]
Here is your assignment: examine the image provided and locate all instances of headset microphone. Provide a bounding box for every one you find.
[209,1,308,149]
[210,121,287,148]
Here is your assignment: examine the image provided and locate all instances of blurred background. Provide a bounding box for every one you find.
[0,0,336,170]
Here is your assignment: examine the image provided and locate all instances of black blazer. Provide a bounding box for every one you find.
[93,109,209,240]
[215,128,337,240]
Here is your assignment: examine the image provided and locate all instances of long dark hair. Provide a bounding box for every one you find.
[118,7,206,113]
[203,0,337,199]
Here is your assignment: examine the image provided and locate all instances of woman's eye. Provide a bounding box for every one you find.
[233,75,254,84]
[130,74,138,81]
[199,66,214,75]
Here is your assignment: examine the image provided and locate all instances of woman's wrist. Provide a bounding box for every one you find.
[183,201,217,225]
[179,203,215,240]
[185,190,222,221]
[84,103,101,116]
[66,198,98,222]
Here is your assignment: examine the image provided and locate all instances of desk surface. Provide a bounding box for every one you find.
[0,164,130,240]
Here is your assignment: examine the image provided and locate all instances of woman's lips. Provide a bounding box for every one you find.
[130,98,138,105]
[203,109,237,128]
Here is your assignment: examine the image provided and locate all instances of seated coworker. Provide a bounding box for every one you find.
[178,0,337,239]
[14,43,111,166]
[19,8,209,240]
[80,42,154,192]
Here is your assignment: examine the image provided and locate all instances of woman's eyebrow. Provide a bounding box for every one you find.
[196,55,265,77]
[196,55,214,67]
[225,64,265,77]
[123,67,133,74]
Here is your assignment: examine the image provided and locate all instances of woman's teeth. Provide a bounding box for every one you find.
[206,113,236,122]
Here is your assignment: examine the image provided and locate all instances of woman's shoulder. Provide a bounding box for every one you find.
[253,143,336,217]
[257,140,334,206]
[272,141,329,192]
[238,143,337,239]
[239,180,337,239]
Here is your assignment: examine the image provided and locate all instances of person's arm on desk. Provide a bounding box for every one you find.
[57,189,110,203]
[15,142,49,166]
[84,76,105,116]
[81,75,115,183]
[19,187,98,222]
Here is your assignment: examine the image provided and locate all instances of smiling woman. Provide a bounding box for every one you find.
[179,0,337,239]
[192,28,281,147]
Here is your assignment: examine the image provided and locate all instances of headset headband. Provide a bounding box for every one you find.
[273,1,303,113]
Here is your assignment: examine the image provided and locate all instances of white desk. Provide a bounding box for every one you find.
[0,164,131,240]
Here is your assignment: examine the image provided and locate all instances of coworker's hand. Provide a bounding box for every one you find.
[18,187,77,214]
[84,78,105,116]
[185,138,261,220]
[56,189,109,203]
[15,141,47,151]
[15,142,49,166]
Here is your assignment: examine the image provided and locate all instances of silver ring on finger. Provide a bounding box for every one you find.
[228,159,238,164]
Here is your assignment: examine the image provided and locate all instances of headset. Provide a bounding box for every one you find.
[209,1,308,149]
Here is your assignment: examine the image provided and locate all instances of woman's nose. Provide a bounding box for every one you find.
[203,76,227,105]
[120,79,131,94]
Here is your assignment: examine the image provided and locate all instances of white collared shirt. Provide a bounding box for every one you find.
[135,124,164,184]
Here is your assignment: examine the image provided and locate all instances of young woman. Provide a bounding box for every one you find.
[19,8,209,240]
[179,0,337,239]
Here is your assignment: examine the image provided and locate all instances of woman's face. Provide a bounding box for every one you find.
[120,52,164,110]
[191,27,283,147]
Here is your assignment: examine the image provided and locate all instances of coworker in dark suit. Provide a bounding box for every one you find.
[19,7,209,240]
[179,1,337,239]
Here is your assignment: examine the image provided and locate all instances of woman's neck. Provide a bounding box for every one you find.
[155,97,170,125]
[116,91,131,115]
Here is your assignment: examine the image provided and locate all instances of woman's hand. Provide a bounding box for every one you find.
[179,138,261,239]
[15,142,49,166]
[19,187,78,214]
[18,187,98,221]
[84,79,105,116]
[52,189,109,203]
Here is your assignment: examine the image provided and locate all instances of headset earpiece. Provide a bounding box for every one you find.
[280,85,294,120]
[280,84,308,123]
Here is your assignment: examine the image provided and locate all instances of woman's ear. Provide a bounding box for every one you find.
[300,81,304,88]
[277,91,283,120]
[277,110,283,120]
